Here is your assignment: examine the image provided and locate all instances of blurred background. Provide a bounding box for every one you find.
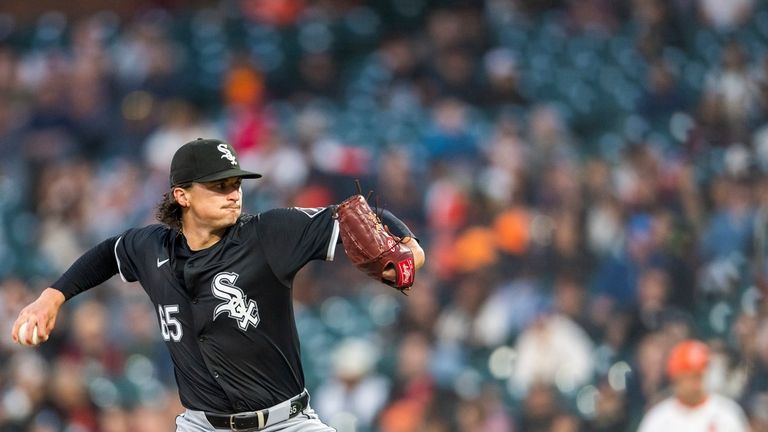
[0,0,767,431]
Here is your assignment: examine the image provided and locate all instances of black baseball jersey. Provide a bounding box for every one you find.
[52,205,415,413]
[112,207,339,412]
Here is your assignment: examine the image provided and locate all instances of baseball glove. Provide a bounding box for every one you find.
[335,195,415,291]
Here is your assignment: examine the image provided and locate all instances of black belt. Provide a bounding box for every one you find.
[205,390,309,431]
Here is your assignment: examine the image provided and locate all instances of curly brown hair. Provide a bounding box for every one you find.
[155,183,191,230]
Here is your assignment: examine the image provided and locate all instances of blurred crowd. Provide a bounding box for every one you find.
[1,0,768,431]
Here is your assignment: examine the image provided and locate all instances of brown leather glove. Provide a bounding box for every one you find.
[335,195,415,291]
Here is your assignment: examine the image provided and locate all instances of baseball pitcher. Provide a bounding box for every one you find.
[11,138,425,432]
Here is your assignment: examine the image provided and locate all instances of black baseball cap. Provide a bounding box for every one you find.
[169,138,262,186]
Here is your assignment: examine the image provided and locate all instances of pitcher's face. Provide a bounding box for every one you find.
[182,177,243,230]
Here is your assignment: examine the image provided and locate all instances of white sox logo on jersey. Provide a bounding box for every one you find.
[217,143,238,166]
[212,272,260,330]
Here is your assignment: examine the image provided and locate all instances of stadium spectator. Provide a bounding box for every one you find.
[637,339,750,432]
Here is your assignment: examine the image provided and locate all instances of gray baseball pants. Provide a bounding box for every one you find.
[175,406,336,432]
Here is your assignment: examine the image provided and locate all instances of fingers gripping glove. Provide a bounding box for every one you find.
[335,195,415,291]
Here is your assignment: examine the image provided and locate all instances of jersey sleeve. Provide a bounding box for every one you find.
[113,225,166,283]
[636,414,656,432]
[51,236,120,300]
[721,396,750,431]
[380,209,417,240]
[636,403,666,432]
[51,225,165,300]
[255,207,340,281]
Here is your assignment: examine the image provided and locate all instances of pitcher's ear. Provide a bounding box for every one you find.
[173,187,189,207]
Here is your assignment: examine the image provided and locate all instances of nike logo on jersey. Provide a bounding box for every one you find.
[211,272,260,330]
[157,258,170,268]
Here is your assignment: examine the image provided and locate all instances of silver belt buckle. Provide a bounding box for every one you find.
[228,411,266,431]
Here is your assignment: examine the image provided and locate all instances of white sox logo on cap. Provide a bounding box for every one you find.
[169,138,261,186]
[217,143,238,166]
